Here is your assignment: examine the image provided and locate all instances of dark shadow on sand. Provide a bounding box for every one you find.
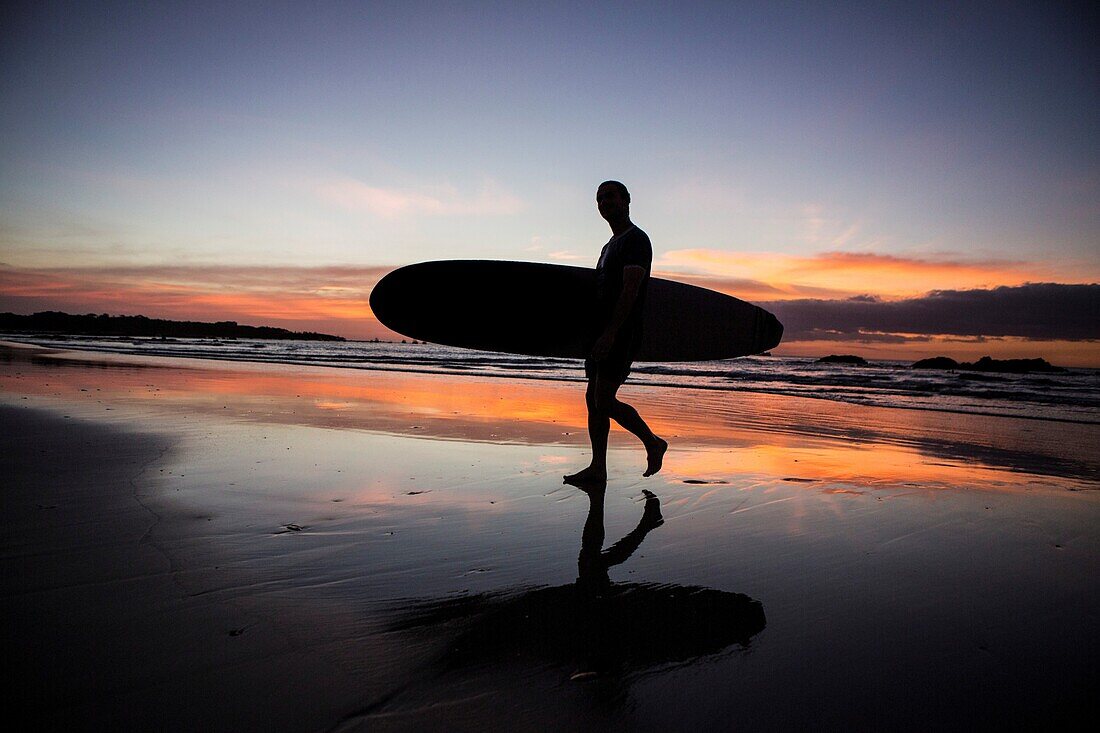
[341,484,766,727]
[391,483,764,675]
[388,578,766,678]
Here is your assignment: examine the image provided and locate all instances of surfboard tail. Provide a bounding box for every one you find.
[761,311,784,352]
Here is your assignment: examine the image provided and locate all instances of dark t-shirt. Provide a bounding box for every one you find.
[594,225,652,358]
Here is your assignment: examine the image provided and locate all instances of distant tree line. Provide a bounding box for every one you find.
[0,311,345,341]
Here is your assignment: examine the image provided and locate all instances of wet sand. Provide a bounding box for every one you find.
[2,343,1097,730]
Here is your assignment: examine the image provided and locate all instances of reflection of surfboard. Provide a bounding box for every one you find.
[369,260,783,361]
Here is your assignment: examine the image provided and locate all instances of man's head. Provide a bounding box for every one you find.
[596,180,630,224]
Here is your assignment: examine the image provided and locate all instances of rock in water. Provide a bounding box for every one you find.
[912,356,960,369]
[816,354,867,365]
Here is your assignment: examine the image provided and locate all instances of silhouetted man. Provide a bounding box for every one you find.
[565,181,667,484]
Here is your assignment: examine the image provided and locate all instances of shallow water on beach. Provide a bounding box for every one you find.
[6,334,1099,424]
[4,343,1098,486]
[3,345,1098,730]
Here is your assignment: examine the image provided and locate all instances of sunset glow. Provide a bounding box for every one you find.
[657,250,1086,300]
[1,3,1096,363]
[0,264,384,338]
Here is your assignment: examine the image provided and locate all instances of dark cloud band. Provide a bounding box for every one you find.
[765,283,1100,342]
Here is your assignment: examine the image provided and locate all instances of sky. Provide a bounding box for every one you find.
[1,1,1098,363]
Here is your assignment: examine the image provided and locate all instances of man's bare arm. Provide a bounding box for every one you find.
[591,265,645,359]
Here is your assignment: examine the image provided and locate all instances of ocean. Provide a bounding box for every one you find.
[5,333,1097,425]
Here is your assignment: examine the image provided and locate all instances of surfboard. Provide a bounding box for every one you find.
[369,260,783,362]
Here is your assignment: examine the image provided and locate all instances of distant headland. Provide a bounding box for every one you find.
[0,311,345,341]
[814,352,1065,373]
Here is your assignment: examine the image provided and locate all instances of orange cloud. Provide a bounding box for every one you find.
[657,249,1093,299]
[0,264,399,340]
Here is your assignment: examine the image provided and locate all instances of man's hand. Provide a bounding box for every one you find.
[590,331,615,361]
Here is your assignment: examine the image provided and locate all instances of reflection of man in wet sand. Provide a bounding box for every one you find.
[564,181,668,484]
[575,484,665,599]
[571,482,664,679]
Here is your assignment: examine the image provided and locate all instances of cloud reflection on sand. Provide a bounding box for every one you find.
[3,344,1098,489]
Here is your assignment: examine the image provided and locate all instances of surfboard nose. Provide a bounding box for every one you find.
[370,265,424,335]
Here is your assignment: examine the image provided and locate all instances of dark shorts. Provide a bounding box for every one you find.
[584,349,635,387]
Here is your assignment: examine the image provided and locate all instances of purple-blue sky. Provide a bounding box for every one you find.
[1,1,1097,361]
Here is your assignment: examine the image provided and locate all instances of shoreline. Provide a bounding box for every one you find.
[3,342,1097,488]
[5,338,1097,428]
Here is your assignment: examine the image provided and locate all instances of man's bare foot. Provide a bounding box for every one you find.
[564,465,607,486]
[643,437,668,477]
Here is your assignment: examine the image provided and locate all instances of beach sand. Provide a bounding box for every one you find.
[2,343,1097,730]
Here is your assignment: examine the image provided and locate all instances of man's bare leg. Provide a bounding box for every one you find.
[564,385,611,484]
[606,398,667,477]
[565,373,667,482]
[565,374,612,484]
